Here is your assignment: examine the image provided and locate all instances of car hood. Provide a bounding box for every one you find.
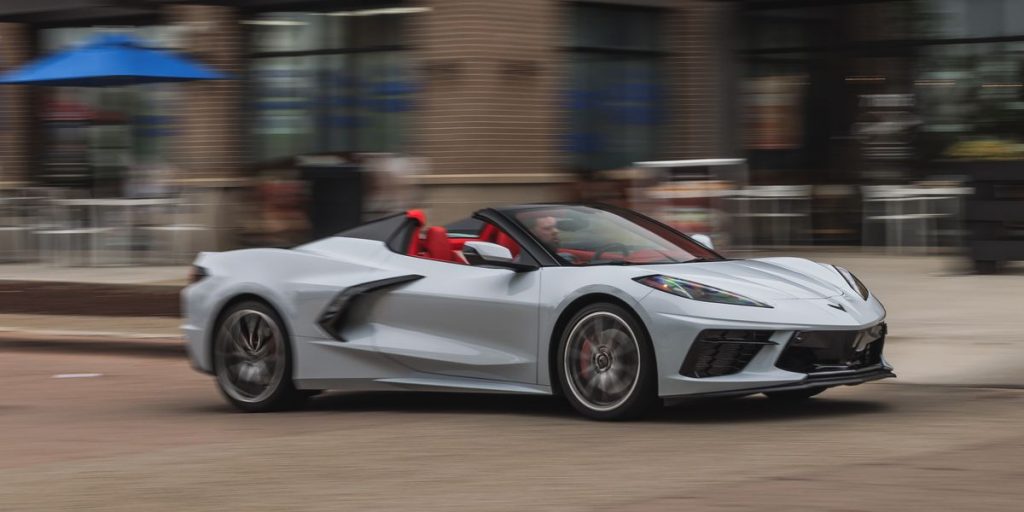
[631,258,847,300]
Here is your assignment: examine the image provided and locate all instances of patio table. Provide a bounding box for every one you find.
[46,197,178,266]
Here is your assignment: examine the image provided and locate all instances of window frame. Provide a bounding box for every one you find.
[242,5,412,161]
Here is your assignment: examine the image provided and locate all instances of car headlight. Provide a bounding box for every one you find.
[833,265,869,300]
[634,275,772,308]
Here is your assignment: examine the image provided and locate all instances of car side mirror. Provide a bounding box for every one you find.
[691,234,714,250]
[462,241,537,272]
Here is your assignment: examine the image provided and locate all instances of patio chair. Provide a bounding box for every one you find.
[860,185,946,253]
[0,194,31,262]
[728,185,813,247]
[141,192,212,264]
[33,195,118,267]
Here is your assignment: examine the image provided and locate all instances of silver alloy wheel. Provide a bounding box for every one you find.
[564,311,641,412]
[214,309,286,404]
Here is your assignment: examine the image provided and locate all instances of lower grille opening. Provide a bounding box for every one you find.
[680,330,774,378]
[776,323,886,374]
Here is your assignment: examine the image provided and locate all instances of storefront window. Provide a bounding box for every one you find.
[738,0,1024,182]
[246,9,413,162]
[916,42,1024,158]
[917,0,1024,39]
[567,3,662,172]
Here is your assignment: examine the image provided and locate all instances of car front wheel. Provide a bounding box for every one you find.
[557,303,658,420]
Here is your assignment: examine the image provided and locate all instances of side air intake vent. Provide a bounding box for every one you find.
[680,330,775,378]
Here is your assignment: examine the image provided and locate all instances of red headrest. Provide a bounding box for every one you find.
[406,209,426,226]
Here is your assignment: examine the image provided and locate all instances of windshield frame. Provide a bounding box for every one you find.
[494,203,726,267]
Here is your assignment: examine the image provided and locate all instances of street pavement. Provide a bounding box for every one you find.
[1,351,1023,511]
[0,251,1023,511]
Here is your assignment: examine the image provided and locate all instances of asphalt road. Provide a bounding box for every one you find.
[2,348,1023,511]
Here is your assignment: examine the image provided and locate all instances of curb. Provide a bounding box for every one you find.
[0,331,185,357]
[0,281,181,317]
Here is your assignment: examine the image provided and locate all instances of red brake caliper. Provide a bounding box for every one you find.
[579,338,592,378]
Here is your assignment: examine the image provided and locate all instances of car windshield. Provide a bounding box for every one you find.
[507,205,722,266]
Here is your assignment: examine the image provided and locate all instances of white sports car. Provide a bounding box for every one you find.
[183,204,892,420]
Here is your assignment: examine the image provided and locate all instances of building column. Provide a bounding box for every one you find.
[164,5,245,250]
[409,0,572,223]
[165,4,244,183]
[0,23,31,187]
[662,0,731,160]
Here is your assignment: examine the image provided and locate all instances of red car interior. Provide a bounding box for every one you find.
[402,209,705,266]
[406,210,523,264]
[423,226,460,263]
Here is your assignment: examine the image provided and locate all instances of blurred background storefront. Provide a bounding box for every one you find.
[738,0,1024,245]
[1,0,1023,257]
[741,0,1024,183]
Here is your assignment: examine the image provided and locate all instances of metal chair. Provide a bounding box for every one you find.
[915,183,973,250]
[860,185,946,253]
[729,185,813,247]
[33,195,118,267]
[141,192,212,264]
[0,194,31,262]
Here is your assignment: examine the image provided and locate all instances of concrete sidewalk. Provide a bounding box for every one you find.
[0,263,188,286]
[0,313,180,339]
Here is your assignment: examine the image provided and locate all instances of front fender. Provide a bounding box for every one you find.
[536,267,656,386]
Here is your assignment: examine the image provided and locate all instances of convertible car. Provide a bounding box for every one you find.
[182,203,892,420]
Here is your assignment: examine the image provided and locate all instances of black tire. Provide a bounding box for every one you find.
[556,303,659,420]
[764,387,826,402]
[213,300,306,412]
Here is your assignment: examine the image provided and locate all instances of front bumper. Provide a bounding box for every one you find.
[643,293,892,399]
[653,319,893,398]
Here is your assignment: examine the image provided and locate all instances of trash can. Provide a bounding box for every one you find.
[958,160,1024,273]
[299,163,364,240]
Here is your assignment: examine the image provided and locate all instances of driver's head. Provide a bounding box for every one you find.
[530,216,560,248]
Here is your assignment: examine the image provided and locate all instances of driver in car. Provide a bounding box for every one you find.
[528,215,578,264]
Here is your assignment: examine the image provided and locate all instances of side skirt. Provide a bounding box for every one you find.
[295,375,553,396]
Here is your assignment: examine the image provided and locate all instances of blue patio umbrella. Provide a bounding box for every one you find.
[0,33,227,86]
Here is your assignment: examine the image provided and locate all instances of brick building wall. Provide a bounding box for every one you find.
[409,0,573,223]
[0,0,732,230]
[165,4,244,183]
[0,23,30,185]
[406,0,731,222]
[164,4,248,250]
[411,0,564,174]
[662,0,729,160]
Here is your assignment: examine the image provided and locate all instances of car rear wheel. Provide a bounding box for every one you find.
[557,303,658,420]
[764,387,826,401]
[213,300,305,412]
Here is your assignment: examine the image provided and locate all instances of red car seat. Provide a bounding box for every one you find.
[424,226,460,262]
[494,231,521,257]
[478,223,520,257]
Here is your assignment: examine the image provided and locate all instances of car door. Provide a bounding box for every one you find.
[359,255,542,384]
